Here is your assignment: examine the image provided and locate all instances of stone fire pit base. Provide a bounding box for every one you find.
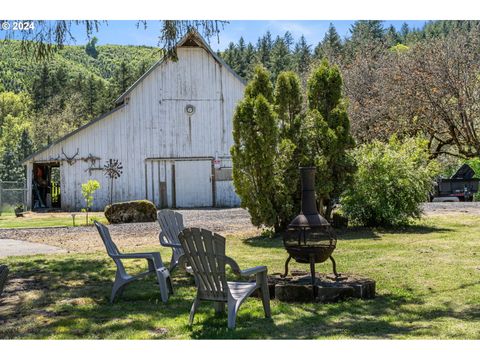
[254,271,375,303]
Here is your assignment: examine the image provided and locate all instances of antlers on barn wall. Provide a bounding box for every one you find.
[47,149,104,174]
[61,147,80,165]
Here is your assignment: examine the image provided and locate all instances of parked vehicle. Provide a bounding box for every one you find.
[432,164,479,202]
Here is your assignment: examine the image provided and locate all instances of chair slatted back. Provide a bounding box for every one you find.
[95,221,121,256]
[158,210,184,247]
[178,228,228,302]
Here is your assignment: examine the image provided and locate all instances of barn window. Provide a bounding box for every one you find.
[215,167,233,181]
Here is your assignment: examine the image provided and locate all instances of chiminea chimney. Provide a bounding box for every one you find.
[282,167,339,298]
[288,167,330,228]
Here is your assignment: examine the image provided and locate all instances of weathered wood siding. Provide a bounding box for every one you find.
[26,46,244,210]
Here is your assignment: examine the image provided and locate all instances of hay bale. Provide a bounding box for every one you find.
[104,200,157,224]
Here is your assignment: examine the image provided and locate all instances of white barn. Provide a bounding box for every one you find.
[23,32,245,211]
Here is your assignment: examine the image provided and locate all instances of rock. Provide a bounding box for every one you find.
[104,200,157,224]
[253,271,376,303]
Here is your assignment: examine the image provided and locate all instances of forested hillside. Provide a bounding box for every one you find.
[1,20,480,184]
[220,20,480,164]
[0,39,160,181]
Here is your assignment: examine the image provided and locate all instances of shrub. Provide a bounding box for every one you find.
[341,136,440,226]
[104,200,157,224]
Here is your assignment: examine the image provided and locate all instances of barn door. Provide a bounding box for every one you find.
[145,160,169,208]
[174,160,213,207]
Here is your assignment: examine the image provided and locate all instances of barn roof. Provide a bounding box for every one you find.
[23,30,245,164]
[114,30,246,105]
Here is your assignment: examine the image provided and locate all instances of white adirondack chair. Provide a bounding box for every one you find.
[157,210,185,271]
[178,227,271,329]
[94,221,172,303]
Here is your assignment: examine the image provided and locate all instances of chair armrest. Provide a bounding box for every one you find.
[113,252,165,268]
[159,241,183,249]
[225,256,241,275]
[159,232,183,248]
[112,252,158,260]
[240,265,267,277]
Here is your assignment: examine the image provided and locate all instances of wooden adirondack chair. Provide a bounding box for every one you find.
[157,210,185,271]
[178,227,271,329]
[94,221,172,303]
[0,265,8,299]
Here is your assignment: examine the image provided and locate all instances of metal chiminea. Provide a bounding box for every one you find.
[283,167,339,297]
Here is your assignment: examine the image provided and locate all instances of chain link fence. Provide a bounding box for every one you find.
[0,181,27,213]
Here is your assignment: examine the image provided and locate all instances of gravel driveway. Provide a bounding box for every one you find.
[0,239,65,258]
[1,204,479,255]
[0,208,259,254]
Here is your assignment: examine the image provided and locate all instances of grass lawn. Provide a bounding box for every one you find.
[1,213,479,339]
[0,212,107,228]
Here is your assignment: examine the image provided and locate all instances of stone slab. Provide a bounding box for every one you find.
[253,271,375,303]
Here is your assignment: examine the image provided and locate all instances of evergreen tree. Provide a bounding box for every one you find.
[114,61,132,94]
[17,129,34,162]
[400,22,410,43]
[293,35,312,76]
[231,65,279,229]
[222,42,241,74]
[85,75,99,119]
[284,31,294,52]
[136,59,150,79]
[385,25,400,47]
[32,64,50,110]
[269,36,292,81]
[303,59,356,219]
[349,20,385,44]
[315,23,343,61]
[346,20,385,57]
[85,37,99,58]
[0,149,23,181]
[242,43,257,80]
[256,31,273,67]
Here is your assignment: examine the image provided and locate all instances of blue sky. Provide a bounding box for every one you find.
[63,20,428,51]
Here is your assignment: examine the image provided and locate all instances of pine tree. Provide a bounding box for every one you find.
[256,31,273,68]
[85,37,99,58]
[85,75,98,119]
[231,65,279,229]
[346,20,385,57]
[303,59,356,219]
[349,20,385,43]
[17,129,33,162]
[269,36,292,81]
[293,35,312,76]
[223,42,240,73]
[283,31,294,51]
[400,22,410,43]
[385,25,400,47]
[0,149,23,181]
[315,23,343,61]
[114,61,132,94]
[242,43,257,80]
[32,64,50,110]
